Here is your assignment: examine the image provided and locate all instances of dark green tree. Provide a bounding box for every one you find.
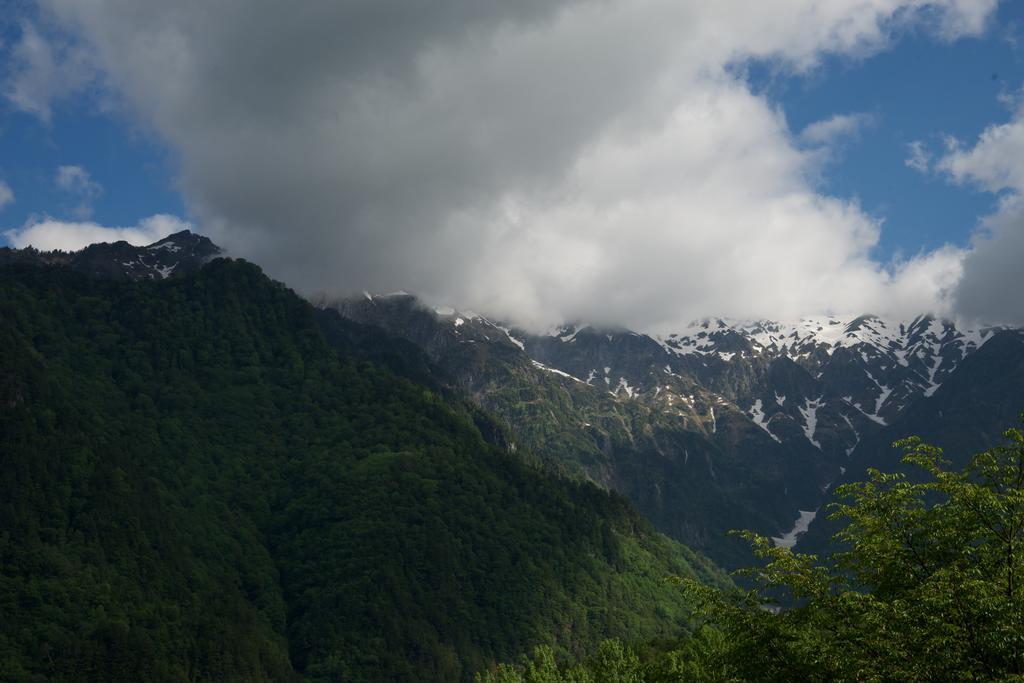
[685,415,1024,681]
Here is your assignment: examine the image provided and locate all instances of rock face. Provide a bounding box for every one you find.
[656,315,997,436]
[797,327,1024,556]
[333,294,1015,567]
[0,230,221,281]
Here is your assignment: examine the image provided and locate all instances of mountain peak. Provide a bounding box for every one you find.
[147,229,216,250]
[0,230,222,281]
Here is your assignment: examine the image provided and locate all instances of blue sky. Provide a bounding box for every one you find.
[755,0,1024,258]
[0,103,185,228]
[1,1,1022,327]
[0,3,185,233]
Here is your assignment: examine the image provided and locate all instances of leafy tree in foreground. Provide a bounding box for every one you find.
[481,417,1024,681]
[685,416,1024,682]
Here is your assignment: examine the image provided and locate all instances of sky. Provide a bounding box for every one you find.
[2,0,1024,331]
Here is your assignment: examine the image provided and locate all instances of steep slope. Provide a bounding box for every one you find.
[332,295,1011,565]
[0,258,724,682]
[333,296,826,566]
[658,315,997,444]
[797,328,1024,556]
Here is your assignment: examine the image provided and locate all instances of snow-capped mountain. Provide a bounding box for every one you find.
[337,295,1006,460]
[662,314,999,447]
[332,293,1018,564]
[512,314,1002,458]
[658,314,996,404]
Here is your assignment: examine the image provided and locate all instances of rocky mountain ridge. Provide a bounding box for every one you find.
[334,292,1013,561]
[0,230,221,281]
[429,305,999,453]
[353,294,1000,448]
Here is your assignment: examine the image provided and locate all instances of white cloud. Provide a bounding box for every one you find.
[5,214,188,252]
[55,164,101,195]
[450,84,955,329]
[55,164,103,217]
[0,180,13,210]
[904,140,932,173]
[35,0,998,329]
[927,0,999,40]
[935,107,1024,325]
[882,245,966,316]
[939,112,1024,193]
[799,112,875,146]
[2,21,94,123]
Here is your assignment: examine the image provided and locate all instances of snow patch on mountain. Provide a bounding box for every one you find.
[531,360,584,383]
[156,262,177,279]
[799,398,824,449]
[615,377,636,398]
[558,325,583,343]
[772,509,818,549]
[148,240,181,252]
[846,396,887,425]
[748,399,781,443]
[495,324,526,350]
[840,412,859,456]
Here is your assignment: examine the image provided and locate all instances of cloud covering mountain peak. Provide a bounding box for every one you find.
[23,0,1007,330]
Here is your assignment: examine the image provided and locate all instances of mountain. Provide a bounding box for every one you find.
[0,230,220,281]
[796,327,1024,556]
[656,314,997,443]
[0,246,725,681]
[331,294,1014,566]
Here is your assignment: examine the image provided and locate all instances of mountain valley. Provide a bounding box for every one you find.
[2,231,1022,680]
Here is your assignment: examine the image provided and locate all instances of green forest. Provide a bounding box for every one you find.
[3,257,1024,681]
[0,260,723,682]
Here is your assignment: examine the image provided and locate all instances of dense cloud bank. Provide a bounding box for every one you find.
[13,0,1020,329]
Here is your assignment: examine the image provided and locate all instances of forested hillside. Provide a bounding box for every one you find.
[0,259,724,682]
[479,419,1024,681]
